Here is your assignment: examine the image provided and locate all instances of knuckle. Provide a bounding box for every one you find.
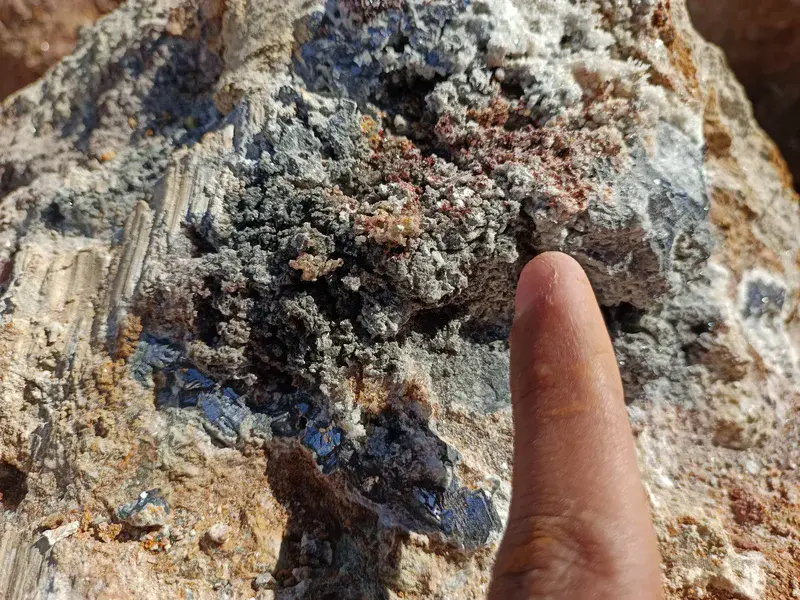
[492,509,614,597]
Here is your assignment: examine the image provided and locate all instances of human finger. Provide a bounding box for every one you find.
[489,252,661,600]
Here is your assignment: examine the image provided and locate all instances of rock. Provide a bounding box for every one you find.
[37,521,79,551]
[712,384,771,450]
[252,572,275,591]
[0,0,798,598]
[299,533,333,567]
[204,523,230,546]
[662,516,767,600]
[688,0,800,187]
[729,486,767,525]
[744,460,762,477]
[115,490,170,530]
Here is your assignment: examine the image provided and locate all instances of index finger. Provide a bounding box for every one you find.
[490,252,662,599]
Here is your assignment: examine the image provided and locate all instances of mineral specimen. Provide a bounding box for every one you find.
[0,0,797,598]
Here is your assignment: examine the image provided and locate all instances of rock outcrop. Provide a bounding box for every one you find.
[688,0,800,190]
[0,1,797,598]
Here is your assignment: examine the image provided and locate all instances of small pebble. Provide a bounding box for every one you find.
[393,114,408,133]
[253,572,275,591]
[204,523,230,545]
[745,460,761,475]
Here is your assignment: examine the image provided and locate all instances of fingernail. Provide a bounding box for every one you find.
[514,254,558,319]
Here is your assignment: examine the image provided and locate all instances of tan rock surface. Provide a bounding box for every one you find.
[689,0,800,189]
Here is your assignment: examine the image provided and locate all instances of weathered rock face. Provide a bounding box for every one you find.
[0,1,797,598]
[688,0,800,191]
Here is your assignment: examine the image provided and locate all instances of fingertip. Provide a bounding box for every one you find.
[514,252,593,320]
[511,251,621,442]
[497,252,662,600]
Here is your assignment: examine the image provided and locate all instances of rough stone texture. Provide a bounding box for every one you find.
[688,0,800,190]
[0,0,124,100]
[0,1,798,598]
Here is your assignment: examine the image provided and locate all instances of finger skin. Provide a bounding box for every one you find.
[489,252,662,600]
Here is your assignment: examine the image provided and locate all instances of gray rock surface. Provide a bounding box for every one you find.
[0,0,798,598]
